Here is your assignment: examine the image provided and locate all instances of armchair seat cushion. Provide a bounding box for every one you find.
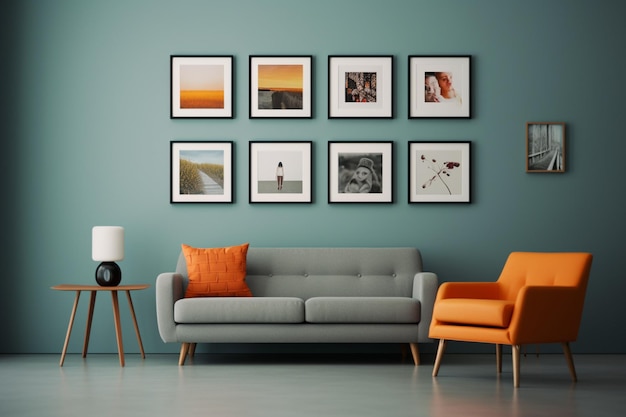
[433,298,514,328]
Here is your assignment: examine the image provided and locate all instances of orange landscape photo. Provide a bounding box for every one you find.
[257,64,303,109]
[179,64,225,109]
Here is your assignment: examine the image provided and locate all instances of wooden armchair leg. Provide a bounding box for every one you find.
[432,339,447,377]
[562,342,577,382]
[512,344,521,388]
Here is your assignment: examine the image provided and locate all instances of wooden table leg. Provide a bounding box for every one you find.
[110,290,125,367]
[59,290,81,366]
[125,290,146,359]
[82,291,97,358]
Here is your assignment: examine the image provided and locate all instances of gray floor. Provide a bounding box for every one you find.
[1,352,625,417]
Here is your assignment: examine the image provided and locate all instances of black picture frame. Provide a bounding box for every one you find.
[170,141,234,203]
[328,55,394,119]
[170,55,234,118]
[408,141,471,203]
[249,55,313,118]
[328,141,394,203]
[249,141,313,203]
[408,55,471,118]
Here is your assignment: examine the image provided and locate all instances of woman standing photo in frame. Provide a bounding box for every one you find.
[276,162,284,190]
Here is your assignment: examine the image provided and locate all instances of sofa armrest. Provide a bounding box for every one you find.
[413,272,439,342]
[155,272,185,343]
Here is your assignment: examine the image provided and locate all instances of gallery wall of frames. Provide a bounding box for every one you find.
[169,54,564,206]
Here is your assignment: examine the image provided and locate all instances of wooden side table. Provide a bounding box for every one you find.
[52,284,149,367]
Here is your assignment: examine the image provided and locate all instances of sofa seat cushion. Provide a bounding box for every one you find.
[305,297,420,323]
[174,297,305,323]
[433,298,514,328]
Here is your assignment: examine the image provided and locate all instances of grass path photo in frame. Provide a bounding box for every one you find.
[170,141,233,203]
[408,141,471,203]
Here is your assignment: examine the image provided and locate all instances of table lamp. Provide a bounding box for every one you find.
[92,226,124,286]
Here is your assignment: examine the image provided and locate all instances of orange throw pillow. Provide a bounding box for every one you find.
[182,243,252,298]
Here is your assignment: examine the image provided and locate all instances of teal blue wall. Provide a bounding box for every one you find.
[2,0,625,354]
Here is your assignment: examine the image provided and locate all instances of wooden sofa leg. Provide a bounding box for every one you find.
[189,343,197,358]
[512,344,521,388]
[179,343,190,366]
[562,342,577,382]
[409,343,420,365]
[432,339,447,377]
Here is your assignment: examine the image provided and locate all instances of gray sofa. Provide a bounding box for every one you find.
[156,247,438,365]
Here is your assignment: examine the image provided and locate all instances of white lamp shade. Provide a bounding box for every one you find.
[92,226,124,262]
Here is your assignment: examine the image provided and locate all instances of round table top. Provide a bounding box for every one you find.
[52,284,150,291]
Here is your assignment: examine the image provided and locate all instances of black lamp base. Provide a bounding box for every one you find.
[95,262,122,286]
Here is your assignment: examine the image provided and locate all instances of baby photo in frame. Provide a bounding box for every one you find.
[328,141,394,203]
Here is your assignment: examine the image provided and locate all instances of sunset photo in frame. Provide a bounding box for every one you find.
[408,55,471,118]
[171,56,233,118]
[526,122,566,173]
[328,141,393,203]
[170,141,233,203]
[328,56,393,118]
[408,141,471,203]
[249,141,312,203]
[249,56,312,118]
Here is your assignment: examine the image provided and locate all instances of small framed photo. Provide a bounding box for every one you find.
[328,56,393,118]
[170,55,233,118]
[328,141,393,203]
[249,56,312,118]
[170,141,233,203]
[408,55,471,118]
[408,141,471,203]
[526,122,566,173]
[249,141,313,203]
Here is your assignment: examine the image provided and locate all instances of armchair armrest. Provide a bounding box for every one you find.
[155,272,185,343]
[509,286,586,344]
[413,272,439,342]
[436,281,502,300]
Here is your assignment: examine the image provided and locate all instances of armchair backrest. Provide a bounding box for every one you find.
[497,252,593,302]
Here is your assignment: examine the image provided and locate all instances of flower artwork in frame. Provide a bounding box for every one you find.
[526,122,566,173]
[249,56,313,118]
[328,141,394,203]
[408,141,471,203]
[170,141,233,203]
[170,55,233,118]
[328,56,393,118]
[249,141,313,203]
[408,56,471,118]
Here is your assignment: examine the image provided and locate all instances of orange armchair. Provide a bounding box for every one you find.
[429,252,593,387]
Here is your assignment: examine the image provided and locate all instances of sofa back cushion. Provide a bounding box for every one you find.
[176,247,422,299]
